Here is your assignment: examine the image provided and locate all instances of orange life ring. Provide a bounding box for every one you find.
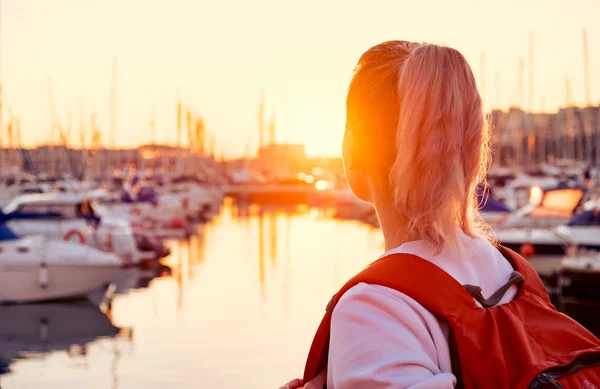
[64,229,86,245]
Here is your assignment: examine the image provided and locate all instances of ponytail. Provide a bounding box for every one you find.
[389,44,491,252]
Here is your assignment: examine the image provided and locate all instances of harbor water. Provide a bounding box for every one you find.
[0,200,384,389]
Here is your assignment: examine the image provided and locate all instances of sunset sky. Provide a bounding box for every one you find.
[2,0,599,158]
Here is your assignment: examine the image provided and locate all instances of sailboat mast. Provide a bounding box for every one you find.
[150,106,156,146]
[268,113,276,146]
[583,30,591,106]
[582,30,594,167]
[479,52,485,103]
[517,57,524,168]
[258,89,265,153]
[527,33,535,167]
[109,58,117,149]
[176,99,182,175]
[565,78,575,161]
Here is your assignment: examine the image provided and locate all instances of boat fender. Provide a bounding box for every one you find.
[64,229,86,244]
[39,261,49,289]
[129,206,143,216]
[181,197,190,209]
[104,231,114,252]
[519,243,535,258]
[170,217,186,229]
[40,317,49,341]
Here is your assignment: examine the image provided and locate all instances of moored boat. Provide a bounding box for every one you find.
[3,192,167,264]
[0,218,124,304]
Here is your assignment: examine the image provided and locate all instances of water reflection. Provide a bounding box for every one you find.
[7,202,598,389]
[0,302,120,375]
[2,203,385,389]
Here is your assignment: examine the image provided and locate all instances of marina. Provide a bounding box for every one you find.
[0,201,384,389]
[0,1,599,387]
[0,187,599,387]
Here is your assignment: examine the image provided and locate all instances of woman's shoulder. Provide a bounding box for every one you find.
[334,282,446,332]
[328,282,455,388]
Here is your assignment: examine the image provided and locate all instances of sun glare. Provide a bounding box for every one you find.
[315,180,328,191]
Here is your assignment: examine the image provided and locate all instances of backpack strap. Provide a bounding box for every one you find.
[303,252,479,383]
[496,245,552,302]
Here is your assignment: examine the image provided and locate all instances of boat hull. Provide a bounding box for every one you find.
[501,242,600,256]
[559,266,600,302]
[0,264,122,303]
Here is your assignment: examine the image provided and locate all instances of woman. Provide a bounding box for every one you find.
[283,39,600,389]
[282,40,514,388]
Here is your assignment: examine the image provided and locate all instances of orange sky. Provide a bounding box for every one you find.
[2,0,599,158]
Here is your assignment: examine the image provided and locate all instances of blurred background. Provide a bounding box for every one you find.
[0,0,600,388]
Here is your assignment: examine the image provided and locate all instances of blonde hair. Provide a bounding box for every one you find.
[346,41,492,252]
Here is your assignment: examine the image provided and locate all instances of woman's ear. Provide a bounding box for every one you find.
[342,129,372,203]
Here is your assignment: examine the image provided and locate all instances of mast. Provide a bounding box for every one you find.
[268,113,276,145]
[565,78,575,161]
[527,33,535,167]
[528,32,534,113]
[258,89,265,153]
[583,30,591,106]
[109,57,118,149]
[150,105,156,145]
[582,30,593,167]
[280,81,288,144]
[479,52,485,103]
[495,72,501,109]
[176,99,182,175]
[516,57,525,167]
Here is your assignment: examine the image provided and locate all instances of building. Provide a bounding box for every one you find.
[253,144,309,177]
[491,105,600,167]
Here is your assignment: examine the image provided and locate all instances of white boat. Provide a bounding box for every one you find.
[157,175,223,219]
[0,179,51,207]
[495,201,600,257]
[493,173,561,211]
[552,250,600,336]
[2,192,165,265]
[0,301,121,373]
[100,185,194,230]
[494,186,586,229]
[0,220,124,303]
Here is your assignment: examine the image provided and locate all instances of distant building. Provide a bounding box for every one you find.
[491,105,600,167]
[254,144,309,176]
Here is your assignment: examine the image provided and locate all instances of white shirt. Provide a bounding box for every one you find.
[327,233,517,389]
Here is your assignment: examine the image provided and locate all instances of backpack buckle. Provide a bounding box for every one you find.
[326,294,337,313]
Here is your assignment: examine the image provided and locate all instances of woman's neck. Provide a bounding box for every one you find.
[375,203,415,252]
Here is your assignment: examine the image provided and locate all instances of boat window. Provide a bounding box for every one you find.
[0,223,19,241]
[13,204,75,219]
[541,189,583,213]
[19,204,46,213]
[569,210,600,226]
[21,187,44,194]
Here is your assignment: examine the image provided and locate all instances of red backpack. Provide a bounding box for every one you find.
[303,246,600,388]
